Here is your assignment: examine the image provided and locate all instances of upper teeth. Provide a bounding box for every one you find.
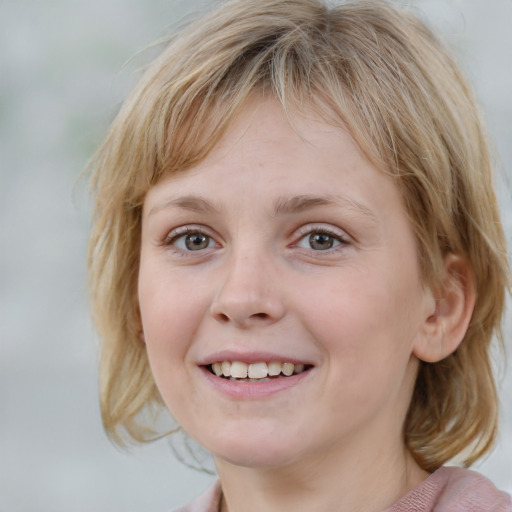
[211,361,305,379]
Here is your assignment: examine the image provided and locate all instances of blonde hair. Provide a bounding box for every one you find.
[88,0,510,472]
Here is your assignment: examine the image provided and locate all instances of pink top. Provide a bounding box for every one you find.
[172,467,511,512]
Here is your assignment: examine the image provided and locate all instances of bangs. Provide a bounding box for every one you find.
[88,0,509,467]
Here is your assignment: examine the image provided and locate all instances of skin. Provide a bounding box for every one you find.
[138,98,454,512]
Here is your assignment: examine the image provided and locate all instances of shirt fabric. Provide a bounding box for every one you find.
[171,466,511,512]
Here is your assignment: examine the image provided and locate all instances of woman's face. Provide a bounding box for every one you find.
[138,98,435,469]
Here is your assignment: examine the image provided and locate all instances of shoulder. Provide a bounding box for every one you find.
[170,481,221,512]
[388,466,511,512]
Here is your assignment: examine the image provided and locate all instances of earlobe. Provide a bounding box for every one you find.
[413,254,476,363]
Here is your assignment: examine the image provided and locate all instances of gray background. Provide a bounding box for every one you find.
[1,1,510,511]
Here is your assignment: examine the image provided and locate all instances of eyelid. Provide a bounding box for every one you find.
[163,225,220,251]
[164,225,207,243]
[292,223,351,251]
[294,223,350,242]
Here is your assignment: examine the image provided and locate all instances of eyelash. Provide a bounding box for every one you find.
[163,224,349,255]
[294,225,350,252]
[163,226,218,253]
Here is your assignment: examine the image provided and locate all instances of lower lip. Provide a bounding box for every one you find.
[199,366,313,399]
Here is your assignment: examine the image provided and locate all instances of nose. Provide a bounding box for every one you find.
[210,251,286,328]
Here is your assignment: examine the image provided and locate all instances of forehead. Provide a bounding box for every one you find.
[158,96,377,188]
[144,98,407,233]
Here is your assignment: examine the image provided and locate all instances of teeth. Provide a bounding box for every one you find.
[248,362,268,379]
[230,361,248,378]
[282,362,294,376]
[294,363,305,374]
[268,361,282,376]
[221,361,231,377]
[212,362,223,376]
[210,361,308,380]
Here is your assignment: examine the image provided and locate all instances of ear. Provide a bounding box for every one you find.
[413,254,476,363]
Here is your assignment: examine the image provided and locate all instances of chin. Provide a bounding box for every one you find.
[213,444,300,469]
[198,423,306,469]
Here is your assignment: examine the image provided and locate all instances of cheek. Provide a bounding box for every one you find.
[298,269,420,374]
[138,267,204,412]
[301,277,420,428]
[138,263,197,361]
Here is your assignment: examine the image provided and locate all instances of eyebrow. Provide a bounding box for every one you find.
[148,195,220,217]
[272,194,377,220]
[148,193,377,220]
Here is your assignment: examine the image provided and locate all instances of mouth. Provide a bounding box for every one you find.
[206,361,312,382]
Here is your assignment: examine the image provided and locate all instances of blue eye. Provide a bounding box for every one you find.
[297,231,343,251]
[172,232,215,251]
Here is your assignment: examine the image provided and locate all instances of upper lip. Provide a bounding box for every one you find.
[198,350,314,366]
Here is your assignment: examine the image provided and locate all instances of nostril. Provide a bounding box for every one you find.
[214,311,268,323]
[218,313,230,322]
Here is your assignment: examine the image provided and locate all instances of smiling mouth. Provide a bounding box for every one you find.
[207,361,312,381]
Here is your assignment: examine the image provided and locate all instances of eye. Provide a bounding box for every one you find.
[296,230,345,251]
[168,230,216,251]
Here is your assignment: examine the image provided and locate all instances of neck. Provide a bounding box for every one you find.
[215,433,428,512]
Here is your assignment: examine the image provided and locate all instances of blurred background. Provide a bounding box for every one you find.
[0,1,510,511]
